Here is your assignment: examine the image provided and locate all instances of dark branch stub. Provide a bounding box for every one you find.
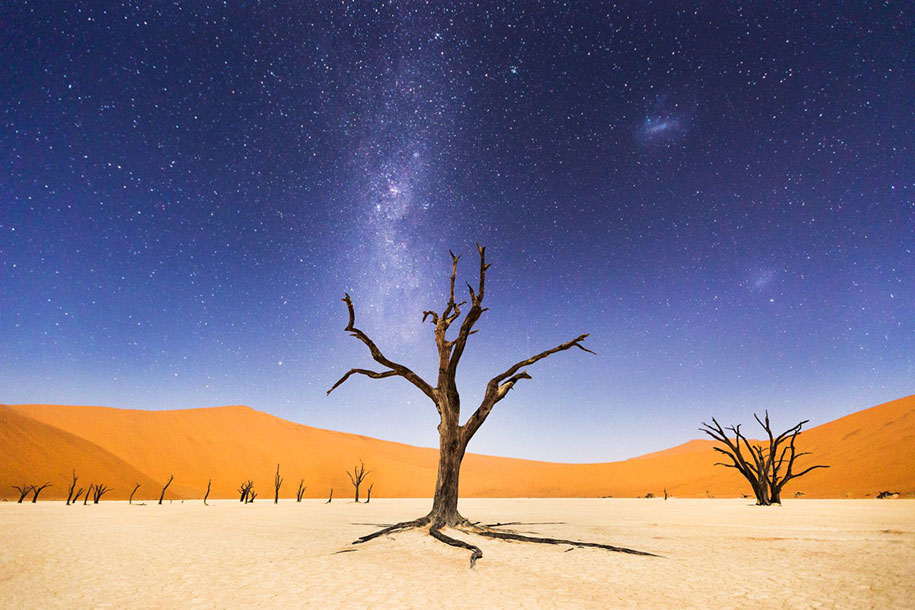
[329,246,655,566]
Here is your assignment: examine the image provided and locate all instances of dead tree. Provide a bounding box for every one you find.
[66,470,79,505]
[12,485,32,503]
[296,479,306,502]
[158,474,174,505]
[204,479,211,506]
[346,460,371,502]
[129,483,141,504]
[247,487,257,503]
[92,484,112,503]
[30,482,51,503]
[238,480,254,502]
[83,484,93,505]
[274,464,283,504]
[326,488,333,504]
[700,412,829,505]
[328,246,656,566]
[72,487,85,504]
[365,483,374,504]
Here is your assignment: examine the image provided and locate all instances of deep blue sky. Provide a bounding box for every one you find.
[1,1,912,461]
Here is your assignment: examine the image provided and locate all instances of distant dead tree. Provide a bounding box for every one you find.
[346,460,371,502]
[158,474,174,505]
[700,412,829,505]
[238,480,254,502]
[83,484,93,505]
[274,464,283,504]
[365,483,374,504]
[30,482,52,503]
[326,489,333,504]
[247,487,257,503]
[72,487,85,504]
[327,246,655,566]
[296,479,306,502]
[92,484,112,503]
[204,479,212,506]
[12,485,32,503]
[130,484,141,504]
[66,470,79,505]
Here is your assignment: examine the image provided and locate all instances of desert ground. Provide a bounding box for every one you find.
[2,498,912,609]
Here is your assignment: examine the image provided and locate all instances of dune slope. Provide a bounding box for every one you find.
[2,395,913,500]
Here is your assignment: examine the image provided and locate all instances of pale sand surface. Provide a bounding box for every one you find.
[2,498,913,609]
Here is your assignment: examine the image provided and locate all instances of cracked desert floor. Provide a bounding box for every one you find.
[2,498,913,609]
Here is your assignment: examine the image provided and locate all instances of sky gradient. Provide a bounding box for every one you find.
[2,1,912,462]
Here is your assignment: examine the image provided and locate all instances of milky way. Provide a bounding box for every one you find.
[1,2,912,461]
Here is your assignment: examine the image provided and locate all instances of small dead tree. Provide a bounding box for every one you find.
[238,480,254,502]
[247,487,257,503]
[12,485,32,503]
[66,470,79,505]
[347,460,371,503]
[365,483,374,504]
[92,484,112,503]
[204,479,212,506]
[72,487,85,504]
[30,482,52,503]
[84,484,94,505]
[274,464,283,504]
[700,412,829,505]
[296,479,306,502]
[129,483,141,504]
[158,474,174,505]
[328,246,655,566]
[326,488,333,504]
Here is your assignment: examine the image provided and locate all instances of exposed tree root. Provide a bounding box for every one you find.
[350,513,659,566]
[353,516,430,544]
[430,527,483,568]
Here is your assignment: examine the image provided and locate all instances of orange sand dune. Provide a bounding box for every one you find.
[2,395,913,501]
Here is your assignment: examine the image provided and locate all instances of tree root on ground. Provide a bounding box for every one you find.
[349,514,659,568]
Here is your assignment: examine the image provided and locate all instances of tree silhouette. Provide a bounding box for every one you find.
[30,482,51,503]
[346,460,370,502]
[92,484,112,503]
[700,412,829,505]
[365,483,374,504]
[12,485,32,503]
[204,479,212,506]
[238,480,254,503]
[274,464,283,504]
[328,246,655,565]
[130,483,141,504]
[158,474,173,505]
[296,479,306,502]
[66,470,79,505]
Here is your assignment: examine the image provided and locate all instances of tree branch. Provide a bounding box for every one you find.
[329,293,435,401]
[327,368,399,395]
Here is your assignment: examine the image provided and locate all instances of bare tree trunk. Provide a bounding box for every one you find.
[158,474,173,505]
[129,483,140,504]
[30,483,52,503]
[67,470,78,505]
[204,479,211,506]
[326,489,333,503]
[428,427,467,526]
[365,483,373,504]
[274,464,283,504]
[72,487,85,504]
[12,485,32,503]
[296,479,306,502]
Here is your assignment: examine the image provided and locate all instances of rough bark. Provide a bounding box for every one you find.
[158,474,173,505]
[329,246,653,566]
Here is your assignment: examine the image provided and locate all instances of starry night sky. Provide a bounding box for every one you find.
[2,2,912,462]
